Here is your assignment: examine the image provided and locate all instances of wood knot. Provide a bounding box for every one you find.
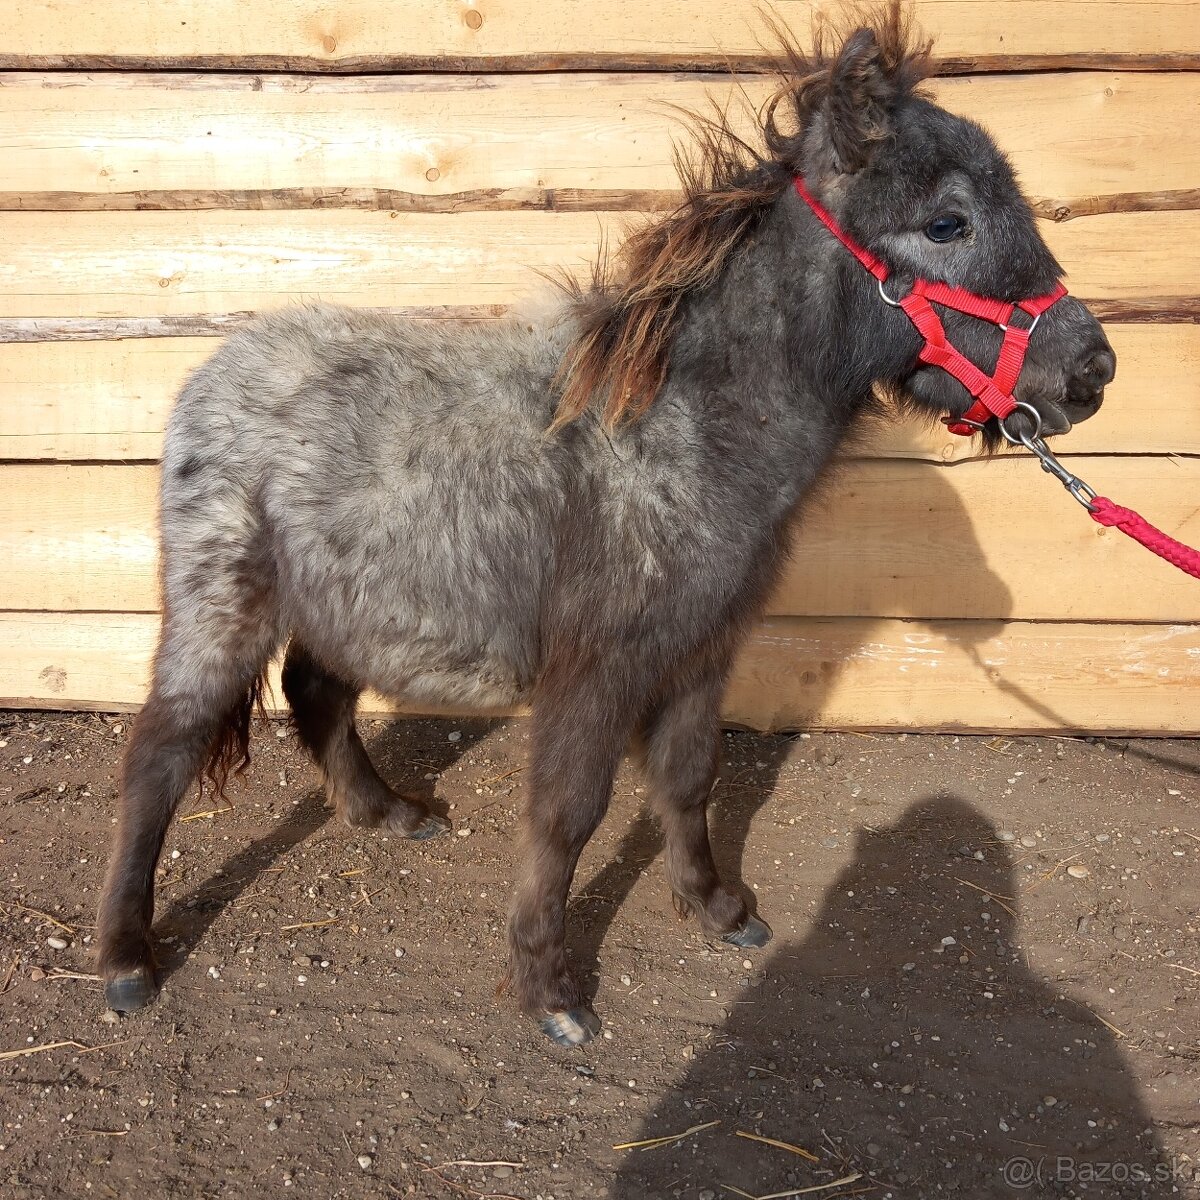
[464,8,484,30]
[38,666,67,693]
[322,34,337,53]
[425,167,441,183]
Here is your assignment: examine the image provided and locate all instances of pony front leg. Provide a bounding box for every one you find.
[640,658,771,949]
[507,663,639,1047]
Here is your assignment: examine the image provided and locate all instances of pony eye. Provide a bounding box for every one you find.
[925,214,966,243]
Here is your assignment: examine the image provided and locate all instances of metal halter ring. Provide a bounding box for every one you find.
[998,309,1044,335]
[877,278,905,308]
[999,401,1044,446]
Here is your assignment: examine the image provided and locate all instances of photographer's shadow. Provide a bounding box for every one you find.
[613,796,1173,1199]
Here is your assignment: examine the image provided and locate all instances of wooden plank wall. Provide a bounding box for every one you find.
[2,1,1199,733]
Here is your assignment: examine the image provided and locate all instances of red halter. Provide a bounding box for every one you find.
[793,177,1067,436]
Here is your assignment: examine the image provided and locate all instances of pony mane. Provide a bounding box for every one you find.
[551,1,932,432]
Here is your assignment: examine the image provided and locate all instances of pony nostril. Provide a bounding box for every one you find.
[1081,347,1116,388]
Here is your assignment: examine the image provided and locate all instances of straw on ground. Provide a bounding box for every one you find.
[722,1172,864,1199]
[735,1130,819,1162]
[612,1119,721,1152]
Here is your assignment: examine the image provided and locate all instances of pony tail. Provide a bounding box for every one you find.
[202,669,269,799]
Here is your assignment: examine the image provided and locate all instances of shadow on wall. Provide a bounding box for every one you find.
[610,795,1175,1200]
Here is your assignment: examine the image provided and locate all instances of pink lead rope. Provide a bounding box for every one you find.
[1089,498,1200,581]
[793,175,1200,582]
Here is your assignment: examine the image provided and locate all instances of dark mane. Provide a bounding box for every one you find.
[552,1,932,431]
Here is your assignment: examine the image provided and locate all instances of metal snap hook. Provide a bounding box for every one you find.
[1014,431,1099,511]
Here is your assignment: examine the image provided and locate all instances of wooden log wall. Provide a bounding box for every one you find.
[2,1,1199,733]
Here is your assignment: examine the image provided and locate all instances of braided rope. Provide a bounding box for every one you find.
[1090,497,1200,581]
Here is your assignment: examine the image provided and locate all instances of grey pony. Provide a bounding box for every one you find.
[97,12,1115,1046]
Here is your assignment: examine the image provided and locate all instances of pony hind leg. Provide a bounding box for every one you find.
[280,642,449,840]
[97,612,279,1012]
[638,657,771,950]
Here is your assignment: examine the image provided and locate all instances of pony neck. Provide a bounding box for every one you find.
[671,194,885,416]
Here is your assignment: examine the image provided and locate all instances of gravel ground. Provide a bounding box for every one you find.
[1,712,1197,1199]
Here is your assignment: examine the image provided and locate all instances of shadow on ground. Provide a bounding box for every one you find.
[610,795,1175,1199]
[153,718,497,982]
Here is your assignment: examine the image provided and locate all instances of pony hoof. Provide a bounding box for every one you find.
[722,914,772,950]
[539,1007,601,1047]
[405,813,451,841]
[104,967,158,1013]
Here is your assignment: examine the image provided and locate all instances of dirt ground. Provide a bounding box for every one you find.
[1,712,1197,1200]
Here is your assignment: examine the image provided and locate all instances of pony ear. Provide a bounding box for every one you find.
[823,27,899,174]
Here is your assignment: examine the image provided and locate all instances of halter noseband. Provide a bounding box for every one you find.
[793,177,1067,437]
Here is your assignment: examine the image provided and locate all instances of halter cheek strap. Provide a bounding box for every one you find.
[793,177,1067,436]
